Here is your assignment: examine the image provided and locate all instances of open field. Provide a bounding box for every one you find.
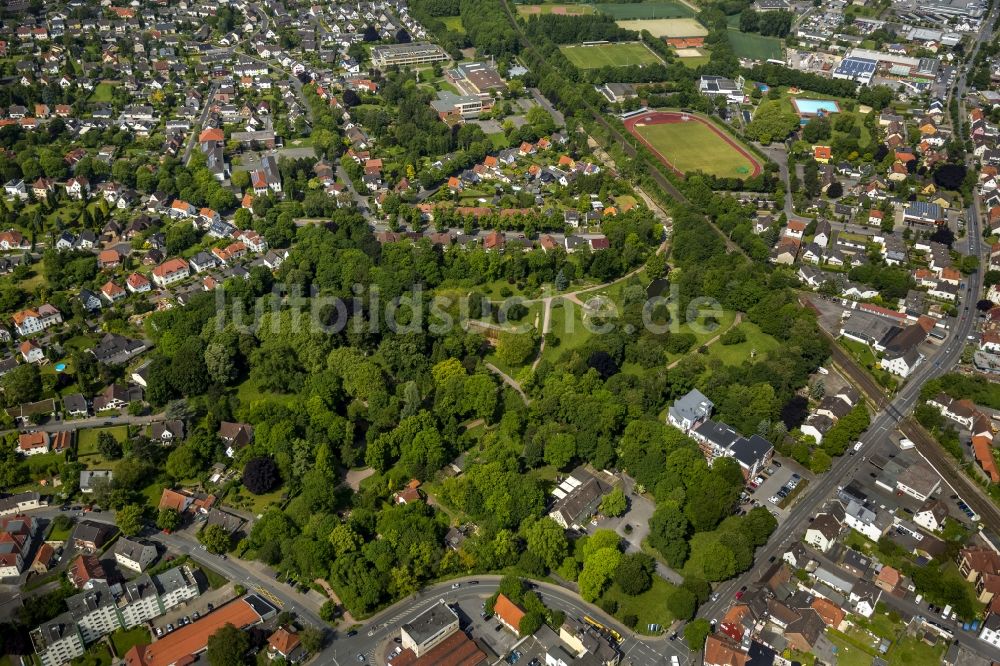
[516,3,595,15]
[560,42,662,69]
[623,111,761,179]
[89,82,114,103]
[440,15,465,32]
[726,29,782,60]
[595,1,695,18]
[616,17,706,37]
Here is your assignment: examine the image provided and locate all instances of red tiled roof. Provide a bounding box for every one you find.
[124,598,261,666]
[493,594,525,634]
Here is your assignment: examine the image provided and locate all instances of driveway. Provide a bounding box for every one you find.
[588,477,683,585]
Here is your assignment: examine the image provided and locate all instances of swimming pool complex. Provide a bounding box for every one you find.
[791,98,841,116]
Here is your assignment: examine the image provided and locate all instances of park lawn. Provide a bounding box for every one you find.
[541,299,593,363]
[706,321,781,365]
[440,15,465,32]
[77,426,128,458]
[600,577,677,635]
[663,309,739,363]
[235,379,298,409]
[110,627,150,657]
[887,635,946,665]
[633,119,757,179]
[595,2,694,18]
[89,82,115,103]
[560,42,661,69]
[726,29,782,61]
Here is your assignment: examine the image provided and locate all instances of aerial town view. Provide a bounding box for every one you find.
[4,0,1000,664]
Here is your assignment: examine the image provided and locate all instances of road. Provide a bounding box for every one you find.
[325,575,691,666]
[182,82,220,166]
[807,547,1000,662]
[2,412,164,437]
[697,196,986,625]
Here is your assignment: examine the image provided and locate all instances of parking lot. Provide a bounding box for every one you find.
[149,583,236,637]
[745,458,813,520]
[453,593,519,659]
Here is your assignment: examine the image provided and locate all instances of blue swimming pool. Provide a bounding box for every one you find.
[54,363,66,372]
[791,98,841,116]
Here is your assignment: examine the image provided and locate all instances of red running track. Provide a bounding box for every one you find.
[622,111,762,179]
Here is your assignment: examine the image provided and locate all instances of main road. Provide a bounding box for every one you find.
[698,177,988,626]
[323,575,690,666]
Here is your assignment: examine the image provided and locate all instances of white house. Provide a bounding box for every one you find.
[112,538,157,572]
[804,513,840,553]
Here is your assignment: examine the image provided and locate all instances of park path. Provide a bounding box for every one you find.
[666,313,743,369]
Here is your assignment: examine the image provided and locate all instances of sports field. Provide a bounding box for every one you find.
[595,1,695,18]
[560,42,662,68]
[726,29,782,60]
[624,111,762,179]
[616,18,707,37]
[516,3,595,15]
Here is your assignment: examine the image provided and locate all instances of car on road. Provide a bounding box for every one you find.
[469,580,479,585]
[494,624,503,632]
[768,496,781,505]
[357,654,365,662]
[166,624,174,633]
[346,630,357,638]
[192,611,200,620]
[155,627,163,637]
[735,590,744,600]
[451,583,461,589]
[772,461,782,467]
[768,555,776,563]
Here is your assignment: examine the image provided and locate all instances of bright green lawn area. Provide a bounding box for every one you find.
[828,630,877,666]
[440,15,465,32]
[839,337,878,369]
[488,132,509,150]
[48,522,73,541]
[706,321,781,365]
[89,82,115,103]
[25,451,66,477]
[560,42,661,69]
[600,577,677,635]
[887,635,946,665]
[198,564,229,590]
[595,2,694,18]
[109,627,150,657]
[542,299,593,362]
[664,309,739,361]
[680,54,710,68]
[226,484,286,515]
[435,79,459,94]
[235,379,297,409]
[633,116,758,178]
[726,29,782,60]
[77,426,128,458]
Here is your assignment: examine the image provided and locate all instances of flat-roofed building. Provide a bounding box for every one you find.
[400,599,460,657]
[371,42,447,68]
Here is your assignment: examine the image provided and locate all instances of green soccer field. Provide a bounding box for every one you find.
[634,120,758,178]
[560,42,661,69]
[595,1,695,18]
[726,29,783,61]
